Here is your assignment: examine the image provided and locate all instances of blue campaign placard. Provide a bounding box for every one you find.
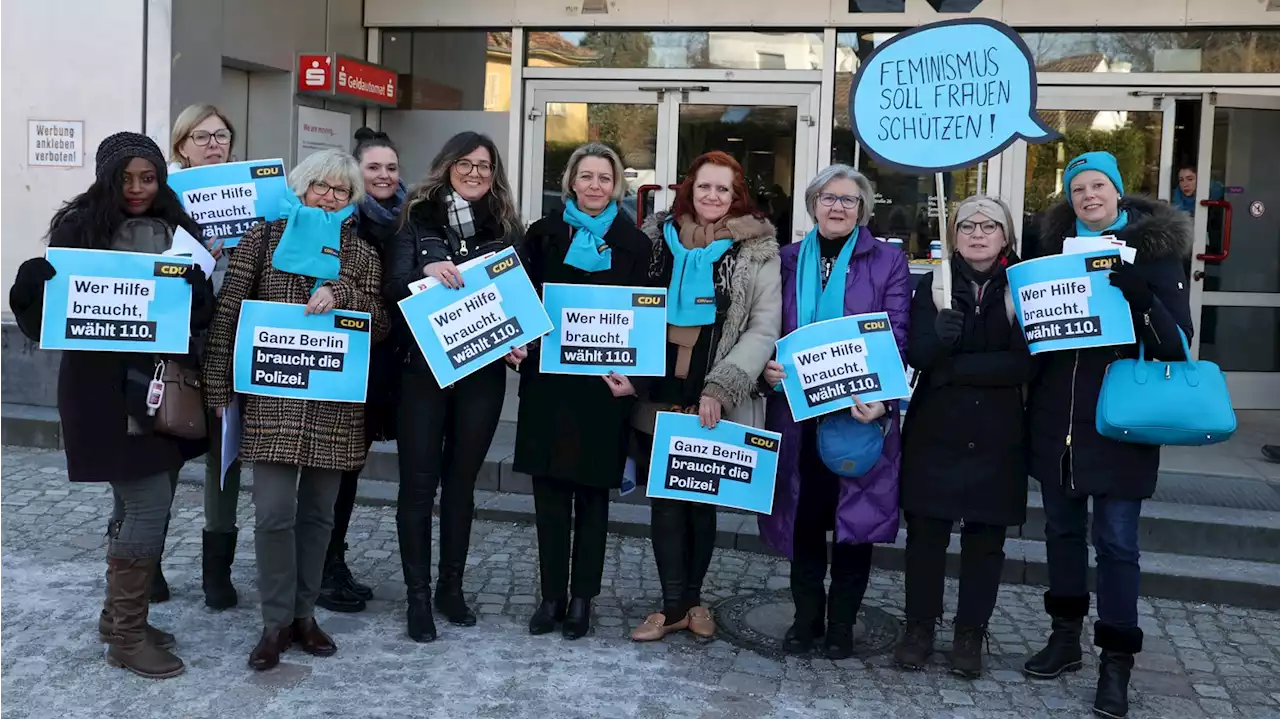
[645,412,781,515]
[538,283,668,377]
[168,159,290,249]
[775,312,911,422]
[1006,250,1135,355]
[233,300,372,403]
[398,247,554,387]
[850,18,1059,173]
[39,248,193,354]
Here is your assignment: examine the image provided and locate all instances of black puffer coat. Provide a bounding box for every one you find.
[901,255,1034,527]
[1025,195,1194,500]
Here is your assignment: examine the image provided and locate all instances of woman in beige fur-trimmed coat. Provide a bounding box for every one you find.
[629,151,782,643]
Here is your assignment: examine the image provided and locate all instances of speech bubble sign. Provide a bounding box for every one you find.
[851,18,1059,174]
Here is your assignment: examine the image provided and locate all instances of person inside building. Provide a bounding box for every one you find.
[1171,162,1224,214]
[893,195,1033,678]
[758,164,911,660]
[314,128,406,614]
[516,143,655,640]
[1022,151,1192,719]
[629,151,781,643]
[202,148,388,671]
[170,102,242,611]
[8,132,213,679]
[383,132,524,643]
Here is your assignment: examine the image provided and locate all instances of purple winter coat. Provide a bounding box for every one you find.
[758,227,912,559]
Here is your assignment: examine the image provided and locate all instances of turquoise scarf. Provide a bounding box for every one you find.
[271,194,355,282]
[796,227,857,327]
[1075,210,1130,238]
[562,200,616,272]
[663,220,734,327]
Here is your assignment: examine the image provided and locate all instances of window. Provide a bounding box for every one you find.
[524,31,824,70]
[379,30,511,110]
[1021,30,1280,74]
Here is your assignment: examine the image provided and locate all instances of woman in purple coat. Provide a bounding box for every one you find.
[759,164,911,659]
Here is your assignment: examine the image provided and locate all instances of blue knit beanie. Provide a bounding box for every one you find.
[1063,151,1124,205]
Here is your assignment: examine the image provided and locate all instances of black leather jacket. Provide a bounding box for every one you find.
[382,198,522,370]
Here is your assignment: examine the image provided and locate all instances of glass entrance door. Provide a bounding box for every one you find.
[523,81,817,237]
[1189,93,1280,409]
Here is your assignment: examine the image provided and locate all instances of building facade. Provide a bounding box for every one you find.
[3,0,1279,408]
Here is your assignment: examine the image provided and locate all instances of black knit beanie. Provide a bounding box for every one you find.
[95,132,168,184]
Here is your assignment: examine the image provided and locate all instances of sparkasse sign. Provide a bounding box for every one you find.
[296,54,398,108]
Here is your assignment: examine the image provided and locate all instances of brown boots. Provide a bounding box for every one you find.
[101,555,184,678]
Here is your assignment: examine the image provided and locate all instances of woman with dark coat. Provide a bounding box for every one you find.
[893,195,1034,678]
[315,128,406,614]
[383,132,525,643]
[516,143,654,639]
[759,164,911,660]
[1020,152,1193,719]
[8,132,214,679]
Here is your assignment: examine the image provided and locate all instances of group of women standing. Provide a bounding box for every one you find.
[10,105,1190,716]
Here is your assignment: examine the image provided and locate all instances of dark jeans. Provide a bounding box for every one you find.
[108,471,177,559]
[203,408,242,534]
[651,498,717,621]
[1041,471,1143,628]
[329,460,364,557]
[396,364,506,594]
[903,514,1007,626]
[791,451,873,626]
[532,476,609,600]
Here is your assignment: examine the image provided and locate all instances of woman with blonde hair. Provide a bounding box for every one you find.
[170,103,241,610]
[383,132,525,642]
[894,194,1033,678]
[202,148,388,670]
[516,143,655,639]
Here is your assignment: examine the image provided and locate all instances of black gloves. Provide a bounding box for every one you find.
[1108,263,1154,312]
[9,257,56,310]
[183,265,206,285]
[934,308,965,348]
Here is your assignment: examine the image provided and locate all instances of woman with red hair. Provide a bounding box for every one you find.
[630,151,782,642]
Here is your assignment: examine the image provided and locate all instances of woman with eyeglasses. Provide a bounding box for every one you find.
[165,104,240,609]
[759,164,911,660]
[383,132,524,643]
[893,195,1033,679]
[202,149,388,670]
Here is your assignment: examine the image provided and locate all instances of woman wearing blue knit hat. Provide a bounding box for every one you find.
[1021,151,1193,719]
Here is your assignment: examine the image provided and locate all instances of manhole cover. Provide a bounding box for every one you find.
[713,590,900,659]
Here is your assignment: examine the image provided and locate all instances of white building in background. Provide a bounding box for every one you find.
[3,0,1280,409]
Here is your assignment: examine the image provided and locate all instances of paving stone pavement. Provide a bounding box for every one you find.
[3,445,1279,719]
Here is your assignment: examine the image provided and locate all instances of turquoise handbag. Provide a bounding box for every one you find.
[1095,329,1236,446]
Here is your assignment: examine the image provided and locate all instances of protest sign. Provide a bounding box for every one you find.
[775,312,911,422]
[233,300,372,402]
[1006,250,1136,354]
[168,159,291,250]
[850,18,1058,173]
[398,247,553,386]
[645,412,781,515]
[538,283,667,376]
[39,248,193,354]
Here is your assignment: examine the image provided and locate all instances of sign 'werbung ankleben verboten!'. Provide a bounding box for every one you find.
[297,53,398,108]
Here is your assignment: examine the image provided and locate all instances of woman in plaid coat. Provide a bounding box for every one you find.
[202,149,388,671]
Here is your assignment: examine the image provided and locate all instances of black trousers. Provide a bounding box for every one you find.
[329,456,364,558]
[903,513,1007,626]
[532,476,609,600]
[792,423,873,627]
[396,363,506,594]
[651,498,717,621]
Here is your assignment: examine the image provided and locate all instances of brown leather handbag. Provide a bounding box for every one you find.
[153,359,208,440]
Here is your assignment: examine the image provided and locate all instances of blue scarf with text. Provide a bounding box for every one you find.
[662,220,734,327]
[562,200,616,272]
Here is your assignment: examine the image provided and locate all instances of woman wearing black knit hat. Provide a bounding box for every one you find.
[8,131,215,679]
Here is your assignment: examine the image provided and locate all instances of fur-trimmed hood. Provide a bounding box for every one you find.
[1038,194,1192,261]
[641,209,780,267]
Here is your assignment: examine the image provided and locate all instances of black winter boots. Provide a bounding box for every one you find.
[1024,593,1089,678]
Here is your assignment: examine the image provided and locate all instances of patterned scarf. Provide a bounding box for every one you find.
[446,191,477,240]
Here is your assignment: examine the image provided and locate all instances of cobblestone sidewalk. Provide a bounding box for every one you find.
[3,446,1279,719]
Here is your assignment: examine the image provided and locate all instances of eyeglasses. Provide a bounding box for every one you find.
[188,130,232,147]
[818,193,860,210]
[309,181,352,202]
[454,159,493,178]
[958,220,1002,236]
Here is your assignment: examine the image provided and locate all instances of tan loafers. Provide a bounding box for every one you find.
[631,612,688,642]
[687,606,716,638]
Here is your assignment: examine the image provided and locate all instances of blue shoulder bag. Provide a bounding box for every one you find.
[1095,328,1236,446]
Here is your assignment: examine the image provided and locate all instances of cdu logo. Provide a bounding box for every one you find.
[632,293,666,307]
[744,432,779,452]
[1085,253,1120,272]
[857,318,891,333]
[485,253,520,279]
[153,261,190,277]
[334,315,370,332]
